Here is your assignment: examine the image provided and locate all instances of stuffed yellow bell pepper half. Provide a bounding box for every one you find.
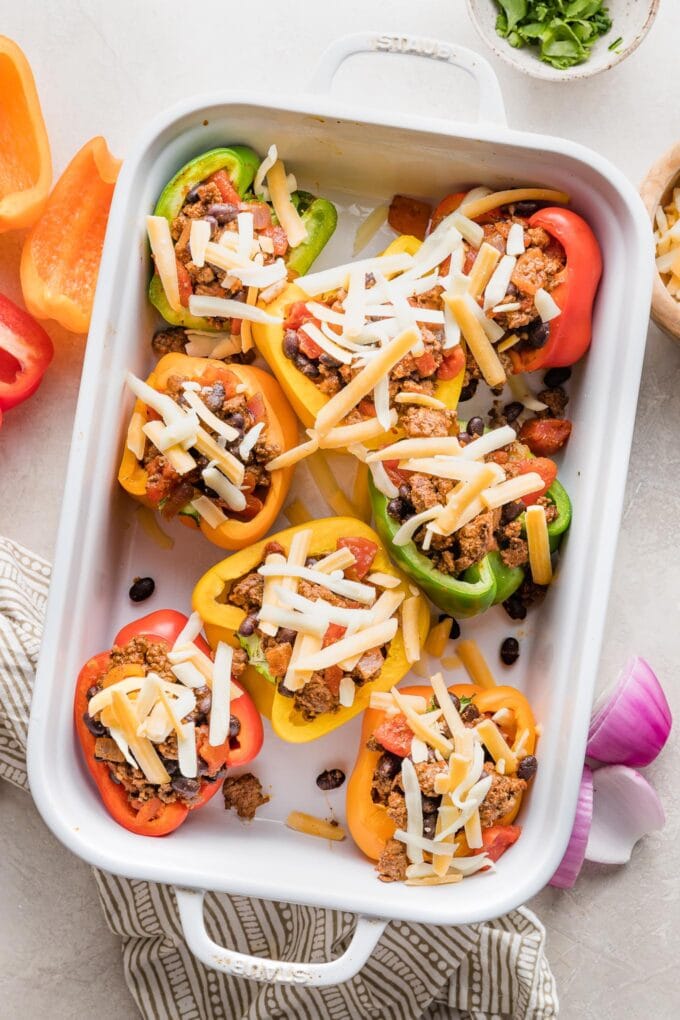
[192,518,430,742]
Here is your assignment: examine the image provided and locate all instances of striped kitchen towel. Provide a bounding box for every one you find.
[0,535,559,1020]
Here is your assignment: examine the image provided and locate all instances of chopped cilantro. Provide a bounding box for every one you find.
[494,1,613,70]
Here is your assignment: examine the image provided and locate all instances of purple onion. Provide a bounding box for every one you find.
[549,765,593,889]
[587,657,672,767]
[585,765,666,865]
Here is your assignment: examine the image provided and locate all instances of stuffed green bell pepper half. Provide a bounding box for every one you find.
[367,420,571,620]
[147,144,337,331]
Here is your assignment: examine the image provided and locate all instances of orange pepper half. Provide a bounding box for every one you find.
[0,36,51,232]
[346,682,536,862]
[118,353,299,550]
[20,136,121,333]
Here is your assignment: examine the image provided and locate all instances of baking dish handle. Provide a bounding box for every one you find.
[175,887,388,985]
[310,31,506,126]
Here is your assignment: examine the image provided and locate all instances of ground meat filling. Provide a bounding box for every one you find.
[85,637,236,812]
[141,371,280,523]
[223,773,270,820]
[151,326,257,366]
[387,434,560,580]
[227,548,387,721]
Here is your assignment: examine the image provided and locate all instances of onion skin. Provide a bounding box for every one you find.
[585,765,666,865]
[587,657,672,767]
[549,765,593,889]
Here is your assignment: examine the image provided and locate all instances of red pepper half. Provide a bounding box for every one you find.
[0,292,53,416]
[511,207,603,373]
[74,609,263,836]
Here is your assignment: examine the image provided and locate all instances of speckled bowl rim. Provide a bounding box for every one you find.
[466,0,660,82]
[640,140,680,340]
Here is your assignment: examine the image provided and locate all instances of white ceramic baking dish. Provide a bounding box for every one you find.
[27,33,653,986]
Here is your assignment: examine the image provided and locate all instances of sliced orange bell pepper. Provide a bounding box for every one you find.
[346,682,536,862]
[0,36,51,233]
[20,136,121,333]
[118,353,299,550]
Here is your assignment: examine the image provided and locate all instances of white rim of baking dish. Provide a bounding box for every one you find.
[27,33,654,982]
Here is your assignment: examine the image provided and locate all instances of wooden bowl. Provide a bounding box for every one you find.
[640,142,680,339]
[466,0,659,82]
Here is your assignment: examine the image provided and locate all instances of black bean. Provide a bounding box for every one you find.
[282,330,299,359]
[196,689,212,716]
[316,768,346,791]
[526,320,550,349]
[306,556,319,568]
[87,683,100,700]
[506,282,519,297]
[229,714,241,738]
[276,627,297,645]
[500,637,520,665]
[458,379,478,401]
[514,201,538,216]
[226,411,245,430]
[204,381,225,412]
[448,692,461,713]
[422,814,437,839]
[457,431,471,445]
[460,703,480,724]
[238,614,257,637]
[501,500,524,525]
[437,614,460,640]
[320,353,340,368]
[386,497,412,522]
[518,755,538,781]
[202,214,218,237]
[504,401,523,424]
[161,756,180,776]
[206,202,239,224]
[503,594,527,620]
[82,712,106,737]
[234,348,256,365]
[376,752,401,780]
[294,353,321,378]
[421,794,440,815]
[129,576,155,602]
[185,183,202,203]
[398,484,411,502]
[172,777,201,798]
[109,769,121,784]
[543,366,571,388]
[277,679,295,698]
[467,416,484,437]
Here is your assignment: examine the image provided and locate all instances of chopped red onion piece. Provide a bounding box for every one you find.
[587,657,672,767]
[585,765,665,865]
[549,765,593,888]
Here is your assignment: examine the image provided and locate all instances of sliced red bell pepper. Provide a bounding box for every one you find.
[75,610,263,836]
[510,207,602,373]
[0,293,53,415]
[208,169,241,206]
[481,824,522,862]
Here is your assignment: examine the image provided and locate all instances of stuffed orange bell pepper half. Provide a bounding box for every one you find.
[347,673,537,884]
[119,353,298,549]
[192,518,430,742]
[75,609,263,836]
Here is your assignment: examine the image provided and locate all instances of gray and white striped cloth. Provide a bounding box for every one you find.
[0,535,559,1020]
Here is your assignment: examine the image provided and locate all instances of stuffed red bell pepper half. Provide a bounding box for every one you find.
[74,609,263,836]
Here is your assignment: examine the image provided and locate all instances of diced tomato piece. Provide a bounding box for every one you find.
[429,191,467,232]
[324,665,343,696]
[463,247,477,274]
[388,194,432,240]
[243,201,272,231]
[234,494,263,520]
[176,260,193,307]
[247,392,265,422]
[230,317,242,336]
[199,365,239,394]
[488,450,509,465]
[241,469,258,493]
[337,536,378,580]
[262,224,289,255]
[323,623,347,647]
[414,351,437,377]
[373,713,413,757]
[284,301,313,330]
[518,418,572,456]
[438,347,465,380]
[299,333,323,359]
[515,457,558,505]
[197,724,229,774]
[481,824,521,862]
[383,458,408,489]
[208,169,241,206]
[358,397,376,418]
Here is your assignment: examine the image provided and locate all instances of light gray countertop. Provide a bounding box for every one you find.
[0,2,678,1017]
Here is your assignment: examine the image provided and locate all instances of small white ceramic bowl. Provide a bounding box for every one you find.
[466,0,659,81]
[640,141,680,340]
